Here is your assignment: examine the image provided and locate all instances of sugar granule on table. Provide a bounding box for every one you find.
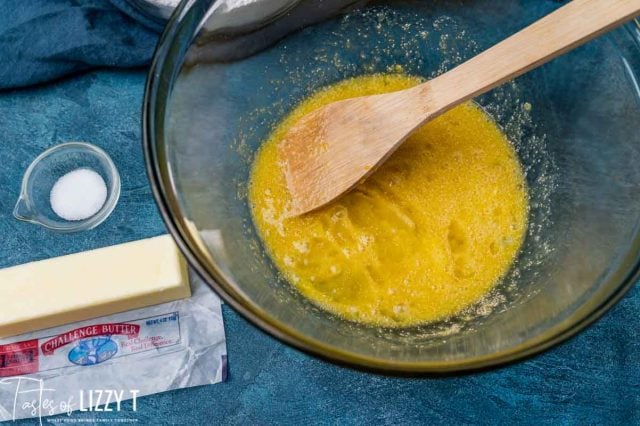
[50,168,107,221]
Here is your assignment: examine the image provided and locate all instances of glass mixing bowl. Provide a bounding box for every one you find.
[143,0,640,371]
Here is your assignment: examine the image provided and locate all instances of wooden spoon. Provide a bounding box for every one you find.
[280,0,640,216]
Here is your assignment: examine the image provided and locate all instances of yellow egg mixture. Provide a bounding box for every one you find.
[249,74,528,327]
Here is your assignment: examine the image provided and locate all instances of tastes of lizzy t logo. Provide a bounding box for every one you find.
[0,376,139,424]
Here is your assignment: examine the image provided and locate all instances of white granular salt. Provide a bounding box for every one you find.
[50,168,108,221]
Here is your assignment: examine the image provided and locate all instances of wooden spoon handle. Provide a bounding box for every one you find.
[420,0,640,112]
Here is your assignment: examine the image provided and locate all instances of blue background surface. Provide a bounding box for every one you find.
[0,0,639,423]
[2,62,639,426]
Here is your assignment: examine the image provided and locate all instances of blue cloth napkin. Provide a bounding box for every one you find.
[0,0,160,90]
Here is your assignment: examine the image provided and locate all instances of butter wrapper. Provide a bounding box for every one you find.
[0,270,227,422]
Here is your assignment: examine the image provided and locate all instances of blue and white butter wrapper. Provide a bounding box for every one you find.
[0,270,227,422]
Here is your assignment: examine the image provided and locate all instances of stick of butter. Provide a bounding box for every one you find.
[0,235,190,338]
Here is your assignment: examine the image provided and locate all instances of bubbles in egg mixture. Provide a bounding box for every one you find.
[232,5,556,335]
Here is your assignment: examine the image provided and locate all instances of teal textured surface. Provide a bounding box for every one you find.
[0,69,639,425]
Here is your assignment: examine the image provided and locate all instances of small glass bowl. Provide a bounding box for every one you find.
[13,142,120,232]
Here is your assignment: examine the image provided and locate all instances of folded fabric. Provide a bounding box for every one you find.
[0,0,160,90]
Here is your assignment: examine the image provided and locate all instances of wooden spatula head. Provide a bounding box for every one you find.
[279,90,427,216]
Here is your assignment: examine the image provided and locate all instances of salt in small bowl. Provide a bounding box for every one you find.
[13,142,120,232]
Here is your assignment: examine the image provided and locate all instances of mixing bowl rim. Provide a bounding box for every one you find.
[142,1,640,372]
